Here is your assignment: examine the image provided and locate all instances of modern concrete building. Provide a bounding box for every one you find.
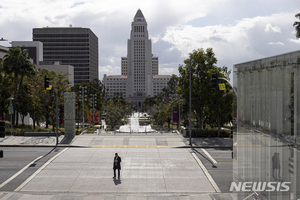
[36,61,74,86]
[0,45,9,60]
[102,9,171,108]
[233,50,300,200]
[11,41,43,65]
[32,26,98,84]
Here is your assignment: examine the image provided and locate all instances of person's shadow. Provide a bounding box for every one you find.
[113,178,122,185]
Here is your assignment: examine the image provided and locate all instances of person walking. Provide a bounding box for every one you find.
[113,153,121,178]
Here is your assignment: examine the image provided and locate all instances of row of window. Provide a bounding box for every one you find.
[75,68,90,71]
[45,52,89,55]
[44,56,89,59]
[43,43,89,46]
[105,82,126,85]
[36,39,89,42]
[74,75,90,79]
[74,72,89,75]
[34,34,89,38]
[45,60,90,63]
[153,82,167,85]
[134,26,145,33]
[105,78,126,81]
[44,48,89,51]
[134,40,145,44]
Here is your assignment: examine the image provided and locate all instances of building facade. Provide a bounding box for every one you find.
[102,9,171,108]
[37,61,74,86]
[121,56,159,76]
[233,50,300,200]
[11,41,43,65]
[32,26,98,84]
[0,45,9,60]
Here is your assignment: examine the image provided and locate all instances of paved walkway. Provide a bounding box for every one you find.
[0,133,234,199]
[0,133,232,148]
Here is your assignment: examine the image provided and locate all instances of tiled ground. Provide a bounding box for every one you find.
[20,148,215,194]
[71,135,186,147]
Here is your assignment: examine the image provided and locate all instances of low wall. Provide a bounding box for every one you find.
[24,132,61,137]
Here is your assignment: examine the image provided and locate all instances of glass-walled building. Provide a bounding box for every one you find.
[233,50,300,200]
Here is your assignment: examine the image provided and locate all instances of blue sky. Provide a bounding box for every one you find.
[0,0,299,80]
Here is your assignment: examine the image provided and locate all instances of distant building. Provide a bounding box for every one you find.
[32,26,98,84]
[121,56,159,76]
[36,61,74,86]
[102,9,171,108]
[233,50,300,199]
[0,45,9,61]
[11,41,43,65]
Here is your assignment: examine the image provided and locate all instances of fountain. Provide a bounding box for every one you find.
[118,113,155,133]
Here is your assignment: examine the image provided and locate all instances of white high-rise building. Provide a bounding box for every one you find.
[103,9,171,108]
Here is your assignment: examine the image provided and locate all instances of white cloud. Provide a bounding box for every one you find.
[268,42,285,46]
[289,39,300,44]
[0,0,299,80]
[264,23,281,33]
[155,12,299,69]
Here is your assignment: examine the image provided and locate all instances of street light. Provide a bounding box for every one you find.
[79,86,88,129]
[8,97,13,136]
[189,55,192,146]
[90,94,97,131]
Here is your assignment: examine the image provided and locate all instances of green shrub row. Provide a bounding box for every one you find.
[190,129,232,138]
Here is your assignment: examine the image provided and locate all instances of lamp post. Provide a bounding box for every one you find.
[90,94,97,131]
[8,97,13,136]
[189,55,192,146]
[79,86,87,129]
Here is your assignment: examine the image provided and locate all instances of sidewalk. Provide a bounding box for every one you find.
[0,132,232,148]
[0,133,234,200]
[183,137,233,148]
[0,147,234,200]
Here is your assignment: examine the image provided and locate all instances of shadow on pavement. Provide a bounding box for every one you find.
[113,178,122,185]
[60,136,74,144]
[192,148,217,168]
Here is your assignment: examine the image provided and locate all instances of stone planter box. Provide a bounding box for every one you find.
[24,132,61,137]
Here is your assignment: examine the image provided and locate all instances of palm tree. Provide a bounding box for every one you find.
[112,92,126,108]
[294,13,300,39]
[2,47,36,127]
[144,97,156,123]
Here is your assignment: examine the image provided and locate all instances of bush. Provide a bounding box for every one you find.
[191,129,232,138]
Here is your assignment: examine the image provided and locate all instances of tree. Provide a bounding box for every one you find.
[144,96,156,123]
[2,47,36,127]
[178,48,233,135]
[17,69,70,129]
[203,67,233,136]
[0,61,13,120]
[105,107,123,130]
[161,74,178,100]
[294,13,300,39]
[112,92,126,109]
[178,48,218,129]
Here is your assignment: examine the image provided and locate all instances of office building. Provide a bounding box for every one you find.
[102,9,171,108]
[33,26,98,84]
[37,61,74,86]
[11,41,43,65]
[233,50,300,199]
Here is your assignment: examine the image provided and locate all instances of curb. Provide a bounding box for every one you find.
[0,144,88,148]
[176,145,233,149]
[0,144,232,148]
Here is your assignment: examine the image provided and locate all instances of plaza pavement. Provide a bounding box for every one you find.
[0,133,234,199]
